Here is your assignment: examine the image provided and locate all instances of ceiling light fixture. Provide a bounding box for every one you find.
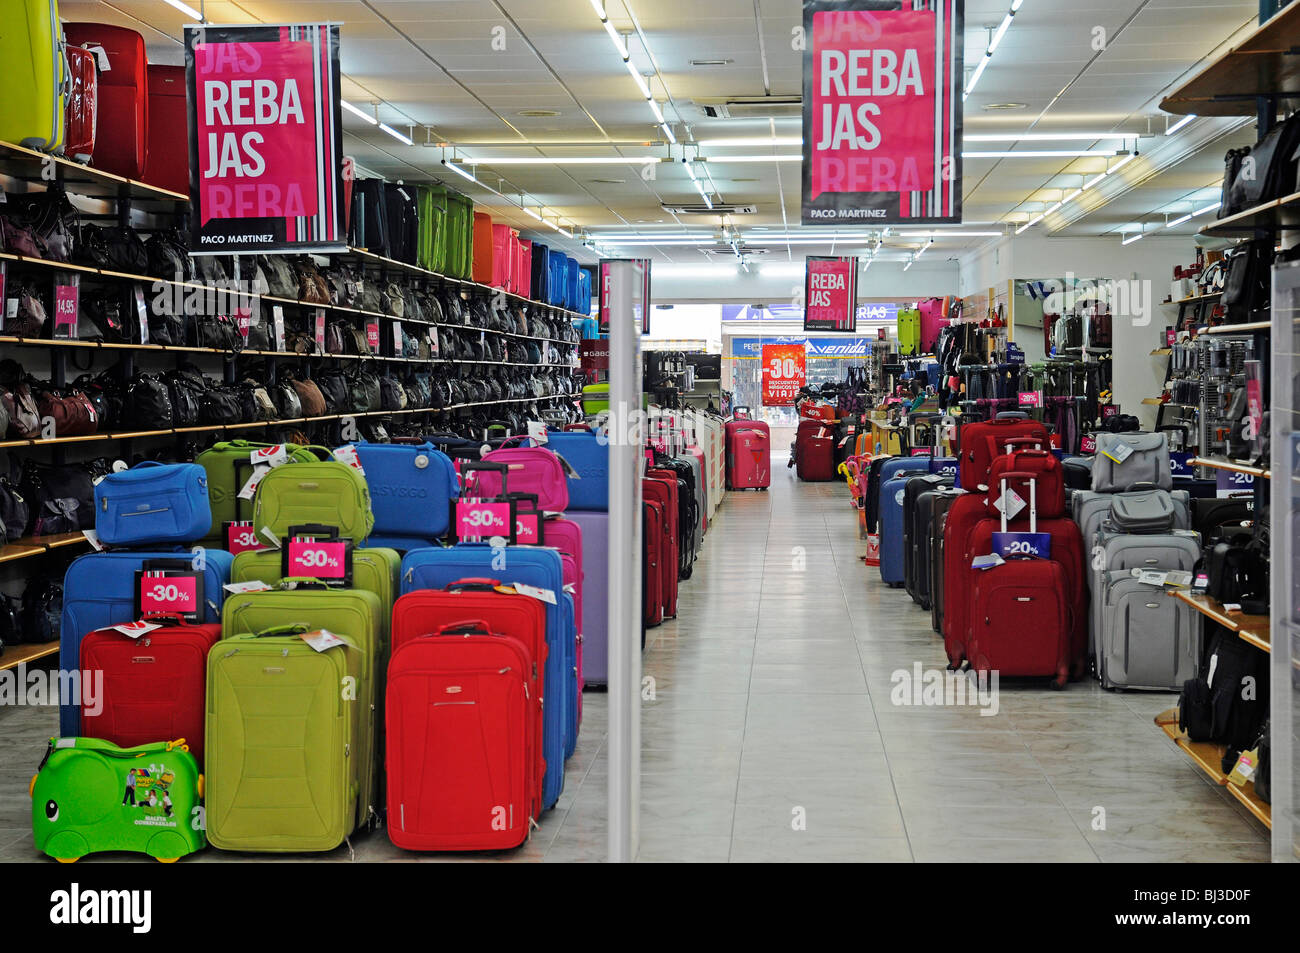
[1194,201,1221,216]
[964,149,1121,158]
[460,156,662,165]
[963,132,1132,142]
[341,99,378,125]
[696,136,804,147]
[162,0,204,20]
[442,158,479,184]
[522,207,543,222]
[964,0,1025,101]
[547,219,575,239]
[1165,213,1193,228]
[591,2,677,147]
[1166,114,1197,135]
[1121,231,1144,245]
[378,122,413,146]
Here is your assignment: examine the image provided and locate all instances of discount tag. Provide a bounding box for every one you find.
[225,520,266,554]
[991,532,1052,560]
[136,571,200,618]
[286,537,349,582]
[457,498,513,541]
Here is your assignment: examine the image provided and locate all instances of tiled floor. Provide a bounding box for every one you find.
[0,455,1270,863]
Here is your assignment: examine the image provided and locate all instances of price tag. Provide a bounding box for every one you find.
[971,553,1006,571]
[54,283,78,338]
[300,628,347,653]
[1102,441,1134,465]
[456,499,513,541]
[1101,404,1119,420]
[910,448,930,457]
[366,321,380,351]
[223,580,271,594]
[1169,451,1194,479]
[1165,328,1177,346]
[332,445,365,474]
[1216,468,1255,497]
[236,306,252,342]
[237,463,271,500]
[4,297,16,322]
[991,531,1051,559]
[515,511,541,544]
[992,487,1027,520]
[82,528,104,551]
[1136,569,1169,587]
[1080,434,1097,454]
[106,620,162,639]
[428,328,440,358]
[136,571,200,617]
[1017,390,1041,408]
[392,321,403,353]
[272,305,285,352]
[225,520,266,554]
[527,421,549,444]
[314,309,326,352]
[134,286,150,344]
[285,537,350,582]
[250,445,288,468]
[512,582,557,605]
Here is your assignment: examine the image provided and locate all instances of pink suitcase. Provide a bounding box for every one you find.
[515,239,532,297]
[63,46,97,164]
[491,224,517,291]
[473,443,570,512]
[725,419,771,489]
[63,23,148,180]
[542,515,584,722]
[919,297,946,355]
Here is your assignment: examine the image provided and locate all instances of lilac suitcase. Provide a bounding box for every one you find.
[565,511,608,685]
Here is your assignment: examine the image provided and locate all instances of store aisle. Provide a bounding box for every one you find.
[636,454,1269,863]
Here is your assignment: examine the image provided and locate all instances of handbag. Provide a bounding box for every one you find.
[124,374,175,430]
[1221,240,1272,324]
[20,579,61,643]
[145,230,192,281]
[102,227,150,274]
[295,258,332,304]
[33,385,98,436]
[289,376,327,417]
[0,478,29,541]
[271,380,303,419]
[198,385,245,425]
[257,255,298,298]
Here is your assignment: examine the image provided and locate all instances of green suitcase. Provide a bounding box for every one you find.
[583,382,610,415]
[445,190,474,279]
[416,184,450,274]
[0,0,65,151]
[196,441,322,542]
[31,737,204,863]
[250,447,375,542]
[220,585,383,830]
[897,308,921,356]
[205,623,361,852]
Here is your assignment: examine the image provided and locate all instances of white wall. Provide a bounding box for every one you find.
[649,257,960,304]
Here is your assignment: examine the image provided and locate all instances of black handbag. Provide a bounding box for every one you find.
[20,578,61,644]
[350,367,382,412]
[314,368,350,414]
[18,460,96,533]
[1221,240,1272,324]
[102,226,150,274]
[271,380,302,419]
[79,290,133,343]
[257,255,298,298]
[199,385,245,425]
[189,312,244,351]
[1224,112,1300,217]
[379,376,407,411]
[124,373,175,430]
[0,477,29,542]
[145,230,192,281]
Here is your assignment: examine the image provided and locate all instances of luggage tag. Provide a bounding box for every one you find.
[249,444,289,468]
[237,463,270,500]
[1228,747,1259,787]
[259,526,282,549]
[332,445,366,475]
[223,580,272,595]
[512,582,557,605]
[971,553,1006,571]
[1101,441,1134,465]
[224,520,267,554]
[299,629,348,653]
[105,620,162,639]
[82,528,104,552]
[991,487,1027,520]
[134,568,204,622]
[527,421,549,444]
[1133,569,1169,588]
[281,527,354,586]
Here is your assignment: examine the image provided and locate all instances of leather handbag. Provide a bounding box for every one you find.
[271,381,303,419]
[33,385,99,436]
[289,376,327,417]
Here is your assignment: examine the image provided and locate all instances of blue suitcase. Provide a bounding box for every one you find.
[879,467,930,586]
[530,240,550,303]
[544,431,609,511]
[565,257,580,311]
[350,441,458,538]
[399,543,573,809]
[548,250,567,307]
[576,266,592,314]
[574,317,599,339]
[59,547,234,735]
[93,462,211,546]
[359,533,440,553]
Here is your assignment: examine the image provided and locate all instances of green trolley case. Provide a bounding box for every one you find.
[250,447,375,543]
[195,440,321,542]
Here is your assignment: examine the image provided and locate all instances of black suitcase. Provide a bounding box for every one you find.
[903,474,954,608]
[351,179,389,257]
[531,240,551,303]
[651,454,698,579]
[384,183,420,265]
[1190,496,1254,546]
[863,457,888,534]
[928,491,962,633]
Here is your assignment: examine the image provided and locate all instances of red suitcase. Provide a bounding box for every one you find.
[794,418,836,482]
[985,447,1065,519]
[387,583,546,848]
[63,45,97,164]
[957,413,1048,489]
[726,419,771,489]
[144,65,188,195]
[966,473,1071,688]
[643,500,665,629]
[63,24,148,181]
[941,491,987,667]
[79,614,221,766]
[386,620,536,851]
[543,515,584,720]
[515,239,532,297]
[644,474,679,617]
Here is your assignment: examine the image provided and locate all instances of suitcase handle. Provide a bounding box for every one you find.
[446,578,503,593]
[253,623,311,638]
[278,577,332,591]
[140,612,192,628]
[507,493,539,510]
[997,471,1038,535]
[995,412,1029,420]
[434,619,494,637]
[1002,437,1043,450]
[287,524,340,539]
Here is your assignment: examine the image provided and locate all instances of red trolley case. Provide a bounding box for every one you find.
[643,500,665,630]
[794,418,836,482]
[79,614,221,766]
[144,64,188,195]
[62,23,148,180]
[725,418,771,489]
[966,472,1070,688]
[643,474,679,617]
[63,45,97,163]
[956,413,1048,489]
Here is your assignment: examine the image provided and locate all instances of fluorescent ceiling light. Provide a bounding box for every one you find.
[988,11,1015,54]
[442,159,478,184]
[340,100,378,125]
[522,207,543,221]
[463,156,662,165]
[1062,188,1083,203]
[648,99,666,124]
[378,122,412,146]
[589,0,605,16]
[903,258,915,272]
[1166,213,1193,228]
[660,123,677,144]
[162,0,204,19]
[964,149,1120,158]
[603,19,628,59]
[964,57,992,101]
[655,264,740,277]
[547,220,574,238]
[596,238,711,246]
[963,132,1131,142]
[964,0,1023,100]
[702,154,802,163]
[1194,201,1221,216]
[625,61,652,99]
[1121,231,1144,245]
[696,136,803,147]
[1108,153,1138,173]
[1166,114,1196,135]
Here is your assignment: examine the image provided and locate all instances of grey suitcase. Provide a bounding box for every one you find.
[1109,488,1178,533]
[677,453,707,551]
[1074,488,1190,576]
[1091,432,1172,492]
[1096,572,1201,690]
[1090,529,1201,661]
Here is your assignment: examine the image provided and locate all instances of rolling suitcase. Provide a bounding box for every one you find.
[1091,432,1173,491]
[643,500,665,629]
[643,474,680,616]
[60,548,234,736]
[928,490,961,633]
[896,309,921,356]
[444,190,474,278]
[941,491,986,664]
[143,65,187,194]
[517,239,533,298]
[350,178,389,255]
[385,183,420,264]
[64,45,97,164]
[577,266,592,313]
[918,298,946,354]
[794,419,836,482]
[679,449,707,539]
[416,184,448,273]
[967,473,1070,688]
[251,449,374,542]
[205,623,361,852]
[1189,496,1254,546]
[221,585,383,825]
[905,475,955,608]
[567,511,608,685]
[879,467,929,586]
[472,211,495,284]
[956,413,1048,489]
[400,544,571,808]
[63,23,147,179]
[195,440,322,542]
[543,515,585,722]
[351,441,458,539]
[582,382,610,415]
[548,250,568,307]
[544,431,609,510]
[389,582,546,832]
[491,224,517,290]
[80,614,221,766]
[726,419,771,489]
[1,0,65,152]
[565,257,581,312]
[531,240,551,302]
[386,616,538,850]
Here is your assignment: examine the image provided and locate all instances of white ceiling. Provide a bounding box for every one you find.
[59,0,1263,263]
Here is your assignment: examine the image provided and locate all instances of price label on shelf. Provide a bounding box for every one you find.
[1216,468,1255,497]
[514,511,541,545]
[366,321,380,352]
[1169,452,1194,479]
[54,283,79,338]
[314,309,326,352]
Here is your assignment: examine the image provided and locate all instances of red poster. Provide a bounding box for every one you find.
[762,344,807,406]
[186,23,345,254]
[598,258,651,334]
[802,0,963,225]
[804,257,857,331]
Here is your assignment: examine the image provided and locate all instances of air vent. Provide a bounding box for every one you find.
[703,243,769,256]
[695,96,801,119]
[662,203,758,215]
[517,109,561,117]
[690,58,734,67]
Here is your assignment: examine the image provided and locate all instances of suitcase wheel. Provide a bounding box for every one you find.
[56,857,78,864]
[196,774,204,799]
[157,857,179,864]
[1050,673,1067,691]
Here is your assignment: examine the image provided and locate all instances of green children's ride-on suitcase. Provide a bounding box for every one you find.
[31,737,205,863]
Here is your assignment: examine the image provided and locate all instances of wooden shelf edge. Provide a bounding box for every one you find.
[1173,590,1270,652]
[1191,457,1271,479]
[0,640,60,672]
